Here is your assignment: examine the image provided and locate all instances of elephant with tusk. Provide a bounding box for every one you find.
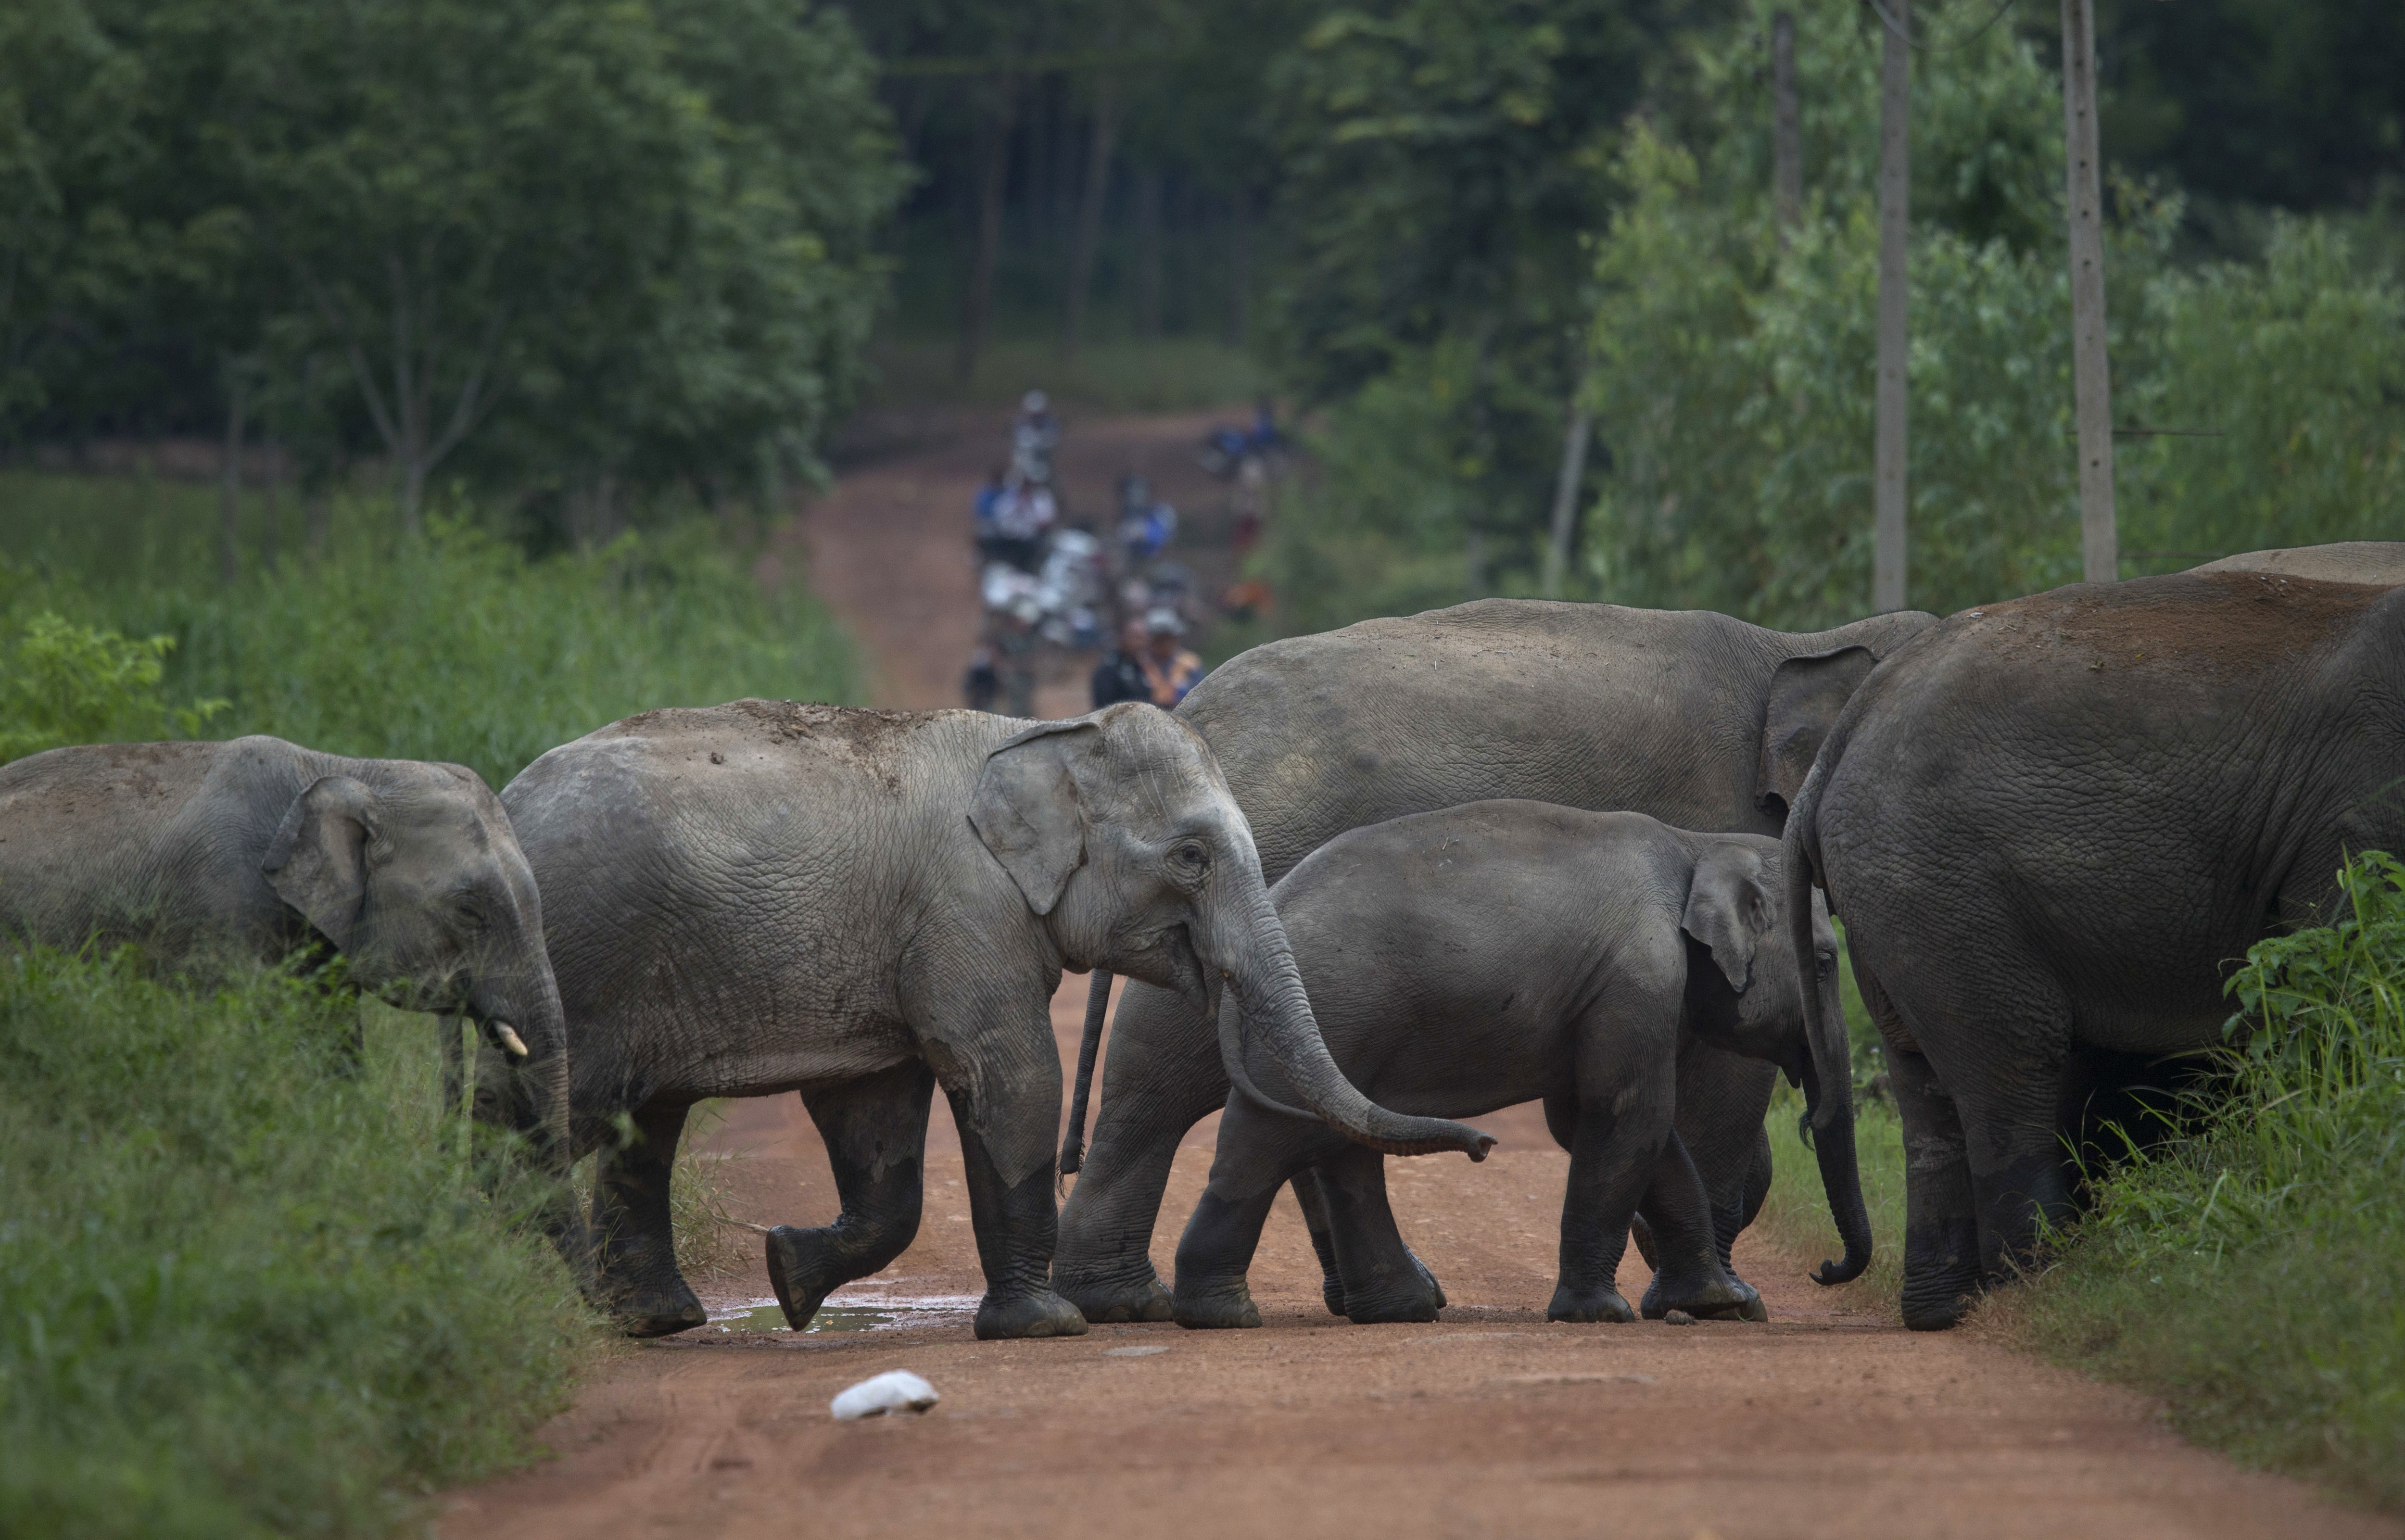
[0,735,579,1263]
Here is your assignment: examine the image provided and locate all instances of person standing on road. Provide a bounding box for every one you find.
[1138,607,1204,708]
[1091,618,1153,709]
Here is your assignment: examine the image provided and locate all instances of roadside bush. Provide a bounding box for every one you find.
[0,611,225,764]
[0,950,595,1538]
[1996,850,2405,1508]
[0,480,857,788]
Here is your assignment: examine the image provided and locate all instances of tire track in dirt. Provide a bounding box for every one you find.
[443,411,2394,1540]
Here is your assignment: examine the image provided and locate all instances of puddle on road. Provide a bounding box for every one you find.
[700,1290,981,1337]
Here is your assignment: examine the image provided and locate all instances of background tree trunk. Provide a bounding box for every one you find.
[1227,188,1254,348]
[1772,10,1802,240]
[1542,372,1594,598]
[1063,82,1119,362]
[958,80,1019,385]
[218,374,247,587]
[260,439,281,571]
[1134,168,1164,340]
[2062,0,2118,582]
[1872,0,1910,614]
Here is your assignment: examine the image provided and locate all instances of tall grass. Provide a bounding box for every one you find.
[1,474,858,788]
[0,951,595,1539]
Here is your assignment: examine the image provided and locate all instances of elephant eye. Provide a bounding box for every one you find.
[1172,842,1210,873]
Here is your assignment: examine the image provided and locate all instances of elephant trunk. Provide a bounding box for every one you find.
[1786,782,1872,1285]
[1213,888,1495,1161]
[469,969,589,1281]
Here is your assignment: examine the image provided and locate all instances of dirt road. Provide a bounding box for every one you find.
[445,410,2392,1540]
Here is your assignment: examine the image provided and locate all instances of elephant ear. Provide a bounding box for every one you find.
[263,776,383,952]
[1681,842,1776,994]
[969,719,1099,917]
[1755,645,1879,820]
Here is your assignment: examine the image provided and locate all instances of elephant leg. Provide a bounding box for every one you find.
[1053,979,1229,1323]
[1740,1126,1774,1233]
[1289,1167,1350,1316]
[766,1063,935,1331]
[1171,1096,1318,1330]
[591,1098,706,1338]
[1296,1164,1448,1318]
[1884,1033,1981,1331]
[1549,1007,1686,1326]
[1634,1131,1758,1321]
[932,1045,1088,1342]
[1318,1144,1441,1325]
[1672,1040,1780,1276]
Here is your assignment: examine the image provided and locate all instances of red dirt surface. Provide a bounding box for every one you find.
[443,411,2395,1540]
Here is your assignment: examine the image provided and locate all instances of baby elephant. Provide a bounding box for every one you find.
[1172,800,1871,1328]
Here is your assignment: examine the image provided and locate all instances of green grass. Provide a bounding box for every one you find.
[1,473,859,790]
[1756,854,2405,1509]
[0,950,598,1539]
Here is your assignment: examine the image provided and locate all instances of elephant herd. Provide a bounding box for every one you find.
[2,542,2398,1342]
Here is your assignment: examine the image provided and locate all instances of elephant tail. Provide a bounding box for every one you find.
[1057,969,1114,1184]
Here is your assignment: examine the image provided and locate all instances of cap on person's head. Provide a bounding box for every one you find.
[1144,606,1185,637]
[1022,389,1048,413]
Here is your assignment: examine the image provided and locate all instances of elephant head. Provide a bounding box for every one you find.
[262,767,571,1186]
[971,705,1495,1162]
[1680,837,1871,1285]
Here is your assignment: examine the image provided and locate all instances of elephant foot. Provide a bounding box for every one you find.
[1058,1275,1176,1325]
[1343,1286,1441,1326]
[1546,1283,1635,1324]
[764,1224,854,1331]
[1320,1270,1348,1317]
[1172,1283,1263,1330]
[610,1287,708,1339]
[1902,1288,1976,1332]
[1640,1270,1760,1323]
[975,1289,1089,1341]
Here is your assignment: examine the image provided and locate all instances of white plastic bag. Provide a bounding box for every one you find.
[830,1369,940,1421]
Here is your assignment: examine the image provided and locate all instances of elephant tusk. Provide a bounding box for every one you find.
[492,1022,530,1059]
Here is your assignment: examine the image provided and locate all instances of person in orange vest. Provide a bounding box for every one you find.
[1138,607,1205,708]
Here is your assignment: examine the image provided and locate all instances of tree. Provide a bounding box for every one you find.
[1265,0,1709,592]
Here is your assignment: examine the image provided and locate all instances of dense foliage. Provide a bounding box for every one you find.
[0,951,593,1538]
[0,480,857,789]
[2,0,905,531]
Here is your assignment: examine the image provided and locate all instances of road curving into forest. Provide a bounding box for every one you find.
[441,409,2394,1540]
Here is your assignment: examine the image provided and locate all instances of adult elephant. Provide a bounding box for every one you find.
[1054,599,1934,1324]
[0,735,575,1236]
[1786,569,2405,1330]
[499,700,1493,1341]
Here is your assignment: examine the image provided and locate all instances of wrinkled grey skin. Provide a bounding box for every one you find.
[499,700,1492,1342]
[1171,803,1871,1331]
[1057,599,1931,1323]
[0,735,574,1238]
[2192,540,2405,586]
[1788,570,2405,1330]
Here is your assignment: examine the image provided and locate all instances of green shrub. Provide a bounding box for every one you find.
[0,950,595,1538]
[0,480,857,788]
[0,612,225,763]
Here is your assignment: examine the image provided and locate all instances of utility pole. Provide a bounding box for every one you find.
[2061,0,2118,582]
[1772,10,1802,242]
[1872,0,1909,614]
